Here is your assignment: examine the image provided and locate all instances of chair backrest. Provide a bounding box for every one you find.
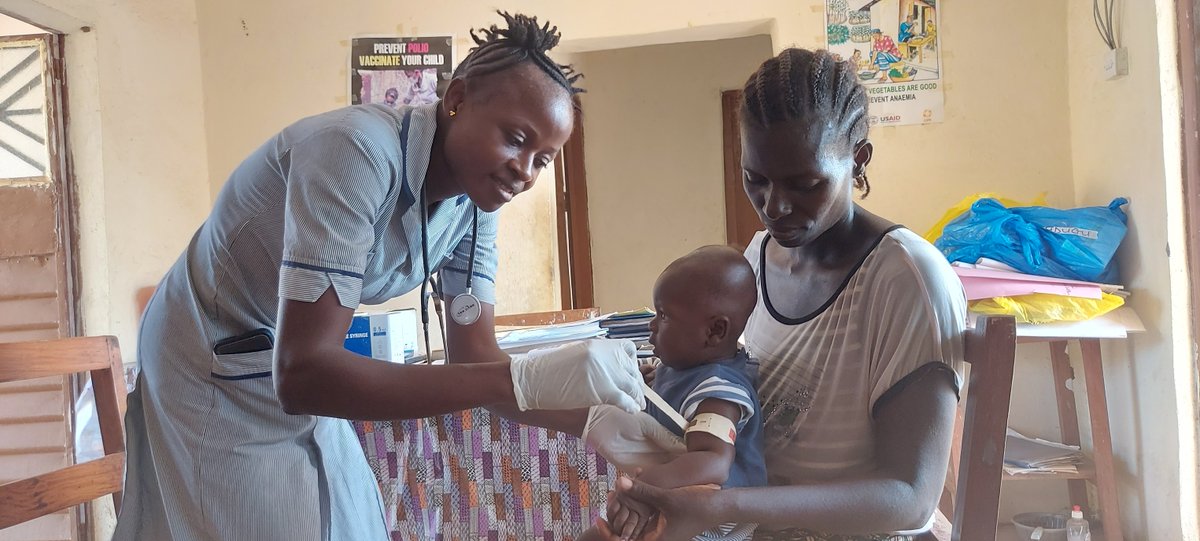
[0,336,127,529]
[950,315,1017,541]
[135,286,156,317]
[494,307,600,328]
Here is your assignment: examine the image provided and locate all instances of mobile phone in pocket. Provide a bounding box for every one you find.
[212,328,274,355]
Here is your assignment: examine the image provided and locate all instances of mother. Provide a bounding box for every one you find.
[600,48,966,541]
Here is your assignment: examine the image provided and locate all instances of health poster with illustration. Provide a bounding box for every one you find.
[826,0,943,126]
[350,36,453,108]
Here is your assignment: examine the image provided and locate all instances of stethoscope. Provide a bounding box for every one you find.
[418,183,480,363]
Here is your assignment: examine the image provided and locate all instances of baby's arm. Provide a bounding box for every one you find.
[637,397,740,489]
[602,398,741,539]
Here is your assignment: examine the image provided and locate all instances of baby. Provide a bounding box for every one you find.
[580,245,765,541]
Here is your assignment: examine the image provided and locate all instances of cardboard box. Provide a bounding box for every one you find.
[344,309,419,363]
[344,313,373,357]
[370,309,419,363]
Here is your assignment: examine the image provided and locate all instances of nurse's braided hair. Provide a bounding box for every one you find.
[741,48,871,197]
[453,11,584,98]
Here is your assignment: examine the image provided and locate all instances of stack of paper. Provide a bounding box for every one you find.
[952,262,1145,337]
[600,308,655,341]
[1003,428,1084,476]
[1012,305,1145,339]
[952,264,1124,301]
[494,316,607,354]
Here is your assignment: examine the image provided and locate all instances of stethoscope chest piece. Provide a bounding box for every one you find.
[449,292,481,326]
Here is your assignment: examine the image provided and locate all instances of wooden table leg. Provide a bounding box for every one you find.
[1080,339,1125,541]
[1048,341,1090,510]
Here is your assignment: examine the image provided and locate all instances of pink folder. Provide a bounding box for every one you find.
[953,267,1106,301]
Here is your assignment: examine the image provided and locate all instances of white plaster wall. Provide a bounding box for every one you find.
[1066,0,1198,538]
[0,13,46,35]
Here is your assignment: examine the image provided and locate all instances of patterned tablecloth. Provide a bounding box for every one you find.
[355,408,619,541]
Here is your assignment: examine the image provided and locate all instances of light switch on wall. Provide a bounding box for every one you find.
[1104,47,1129,80]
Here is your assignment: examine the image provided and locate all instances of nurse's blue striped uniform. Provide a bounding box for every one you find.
[115,102,496,540]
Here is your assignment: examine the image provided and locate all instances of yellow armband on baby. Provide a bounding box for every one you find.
[685,412,738,445]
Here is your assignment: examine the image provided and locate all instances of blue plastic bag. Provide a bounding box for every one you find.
[935,197,1129,283]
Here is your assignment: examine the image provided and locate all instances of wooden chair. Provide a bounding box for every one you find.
[917,315,1018,541]
[135,286,156,318]
[0,336,127,529]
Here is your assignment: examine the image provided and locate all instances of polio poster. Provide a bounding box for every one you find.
[351,36,453,108]
[826,0,943,126]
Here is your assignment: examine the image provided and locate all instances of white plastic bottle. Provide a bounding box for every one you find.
[1067,505,1091,541]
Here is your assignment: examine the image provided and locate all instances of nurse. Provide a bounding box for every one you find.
[114,12,643,541]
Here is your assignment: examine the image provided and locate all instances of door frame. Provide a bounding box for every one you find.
[1179,0,1199,330]
[722,90,745,247]
[721,89,763,251]
[1176,0,1200,521]
[43,32,81,338]
[553,106,595,310]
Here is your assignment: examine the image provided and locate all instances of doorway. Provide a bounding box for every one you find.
[566,35,773,312]
[0,13,83,541]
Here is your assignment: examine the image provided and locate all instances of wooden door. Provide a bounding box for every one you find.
[0,31,82,541]
[722,90,760,251]
[553,103,594,309]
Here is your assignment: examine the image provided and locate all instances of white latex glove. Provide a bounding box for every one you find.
[582,404,686,472]
[510,339,645,412]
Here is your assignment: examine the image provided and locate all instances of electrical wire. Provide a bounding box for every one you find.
[1093,0,1109,48]
[1104,0,1113,48]
[1093,0,1118,50]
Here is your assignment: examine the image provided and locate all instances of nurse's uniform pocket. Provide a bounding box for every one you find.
[208,348,292,424]
[209,348,287,415]
[203,347,323,539]
[210,348,274,381]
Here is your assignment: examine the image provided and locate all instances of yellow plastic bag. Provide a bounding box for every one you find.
[923,192,1048,243]
[969,292,1125,324]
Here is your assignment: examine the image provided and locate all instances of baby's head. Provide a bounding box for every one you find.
[649,245,758,369]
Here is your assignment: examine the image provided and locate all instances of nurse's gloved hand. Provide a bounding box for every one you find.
[583,405,686,472]
[510,339,645,413]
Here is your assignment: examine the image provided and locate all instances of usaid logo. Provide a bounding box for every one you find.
[1045,226,1099,240]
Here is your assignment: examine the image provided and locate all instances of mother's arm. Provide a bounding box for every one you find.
[614,365,958,539]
